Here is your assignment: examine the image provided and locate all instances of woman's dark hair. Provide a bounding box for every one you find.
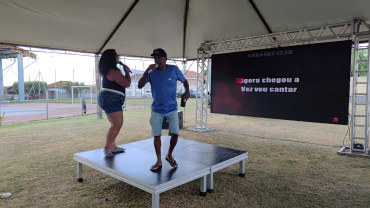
[99,49,118,76]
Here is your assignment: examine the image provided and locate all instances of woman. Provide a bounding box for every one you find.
[98,49,131,157]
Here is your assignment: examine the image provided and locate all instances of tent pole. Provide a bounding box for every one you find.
[95,54,102,119]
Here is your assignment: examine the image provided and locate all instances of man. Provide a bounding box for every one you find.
[138,48,190,171]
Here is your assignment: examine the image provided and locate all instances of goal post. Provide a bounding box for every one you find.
[71,86,95,104]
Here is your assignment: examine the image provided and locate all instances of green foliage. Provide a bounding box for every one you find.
[11,82,17,93]
[12,81,47,94]
[59,81,88,95]
[0,112,5,121]
[351,48,368,77]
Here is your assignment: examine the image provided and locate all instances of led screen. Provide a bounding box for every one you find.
[211,40,352,125]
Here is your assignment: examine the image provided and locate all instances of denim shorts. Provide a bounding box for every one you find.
[98,91,125,114]
[150,110,179,136]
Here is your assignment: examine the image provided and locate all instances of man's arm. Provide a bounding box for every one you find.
[138,73,149,89]
[182,80,190,99]
[138,64,156,89]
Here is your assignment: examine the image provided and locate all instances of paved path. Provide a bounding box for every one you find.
[0,103,144,125]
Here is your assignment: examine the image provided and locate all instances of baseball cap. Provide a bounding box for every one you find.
[150,48,167,58]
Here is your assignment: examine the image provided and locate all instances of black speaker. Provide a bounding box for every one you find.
[178,111,183,128]
[162,111,183,129]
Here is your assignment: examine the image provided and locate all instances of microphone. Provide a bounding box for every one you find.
[118,61,132,73]
[143,64,158,76]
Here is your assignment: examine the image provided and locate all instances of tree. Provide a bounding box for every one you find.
[351,47,368,77]
[12,82,18,93]
[12,81,47,94]
[59,81,88,96]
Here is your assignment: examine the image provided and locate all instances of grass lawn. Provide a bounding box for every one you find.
[0,99,369,208]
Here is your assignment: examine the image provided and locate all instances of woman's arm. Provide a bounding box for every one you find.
[107,67,131,88]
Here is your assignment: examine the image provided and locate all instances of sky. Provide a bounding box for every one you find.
[2,49,95,86]
[2,48,197,87]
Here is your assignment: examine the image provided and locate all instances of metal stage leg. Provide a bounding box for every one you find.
[207,173,214,193]
[77,162,83,182]
[152,193,159,208]
[239,160,245,177]
[199,175,207,196]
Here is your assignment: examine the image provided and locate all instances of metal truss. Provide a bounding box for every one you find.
[190,50,214,132]
[338,27,370,158]
[195,20,370,138]
[200,20,370,54]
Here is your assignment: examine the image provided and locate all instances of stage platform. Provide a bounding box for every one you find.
[73,137,248,208]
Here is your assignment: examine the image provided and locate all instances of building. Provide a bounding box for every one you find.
[47,81,68,99]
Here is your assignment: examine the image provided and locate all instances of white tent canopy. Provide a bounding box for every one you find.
[0,0,370,59]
